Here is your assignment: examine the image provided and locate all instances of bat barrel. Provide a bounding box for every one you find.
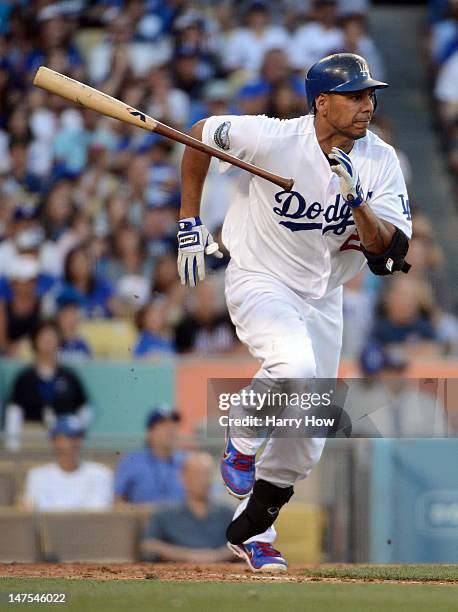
[33,66,295,191]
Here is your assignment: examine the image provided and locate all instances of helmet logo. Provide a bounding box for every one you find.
[356,60,370,77]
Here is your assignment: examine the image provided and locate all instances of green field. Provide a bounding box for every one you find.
[1,577,457,612]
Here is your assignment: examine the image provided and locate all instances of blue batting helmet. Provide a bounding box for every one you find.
[305,53,388,111]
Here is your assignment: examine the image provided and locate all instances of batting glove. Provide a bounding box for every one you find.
[177,216,223,287]
[329,147,364,208]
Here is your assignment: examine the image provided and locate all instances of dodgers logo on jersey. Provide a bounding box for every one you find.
[273,190,357,236]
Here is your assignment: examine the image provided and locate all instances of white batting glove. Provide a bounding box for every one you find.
[177,216,223,287]
[328,147,364,208]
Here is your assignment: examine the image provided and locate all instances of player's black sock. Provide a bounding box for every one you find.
[226,479,294,544]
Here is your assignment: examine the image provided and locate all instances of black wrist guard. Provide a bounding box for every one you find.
[226,479,294,545]
[361,226,411,276]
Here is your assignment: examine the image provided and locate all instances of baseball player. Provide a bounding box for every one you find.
[177,53,412,572]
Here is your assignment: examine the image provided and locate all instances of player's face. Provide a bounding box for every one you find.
[322,90,375,140]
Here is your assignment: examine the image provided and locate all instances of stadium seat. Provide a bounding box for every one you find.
[0,461,17,506]
[39,511,140,562]
[79,320,136,359]
[274,502,325,564]
[0,509,38,562]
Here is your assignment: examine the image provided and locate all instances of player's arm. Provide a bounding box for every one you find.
[350,204,395,254]
[177,119,223,287]
[178,114,263,286]
[180,120,211,219]
[329,147,411,275]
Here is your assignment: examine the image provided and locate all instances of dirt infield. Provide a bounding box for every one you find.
[1,563,457,584]
[0,563,305,583]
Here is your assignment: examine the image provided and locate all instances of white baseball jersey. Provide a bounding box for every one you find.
[202,114,412,299]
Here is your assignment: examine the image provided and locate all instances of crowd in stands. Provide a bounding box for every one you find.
[0,0,455,370]
[430,0,458,206]
[0,0,455,392]
[20,407,235,563]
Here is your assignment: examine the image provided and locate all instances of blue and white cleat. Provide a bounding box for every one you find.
[228,541,288,573]
[221,438,256,499]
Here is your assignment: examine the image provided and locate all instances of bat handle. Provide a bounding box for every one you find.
[283,177,295,192]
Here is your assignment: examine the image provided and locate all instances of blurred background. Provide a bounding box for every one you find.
[0,0,457,565]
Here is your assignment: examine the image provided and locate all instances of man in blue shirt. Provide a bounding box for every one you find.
[141,452,234,562]
[114,406,186,504]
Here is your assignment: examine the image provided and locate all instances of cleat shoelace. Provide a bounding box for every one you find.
[231,452,255,472]
[254,543,282,558]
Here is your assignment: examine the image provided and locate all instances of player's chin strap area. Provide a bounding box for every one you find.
[226,480,294,545]
[361,226,411,276]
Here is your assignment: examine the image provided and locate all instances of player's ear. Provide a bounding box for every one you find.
[315,93,328,116]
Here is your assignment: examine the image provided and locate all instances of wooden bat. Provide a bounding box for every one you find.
[33,66,294,192]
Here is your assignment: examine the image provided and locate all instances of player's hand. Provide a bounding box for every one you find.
[177,216,223,287]
[329,147,364,208]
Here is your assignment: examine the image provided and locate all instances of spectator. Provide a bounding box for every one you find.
[141,452,234,562]
[133,299,176,359]
[105,224,152,311]
[88,13,171,93]
[144,139,180,210]
[150,253,187,325]
[145,65,191,129]
[25,11,84,80]
[172,50,206,100]
[175,280,238,355]
[266,80,305,119]
[102,194,130,236]
[222,1,290,74]
[235,81,269,116]
[75,143,120,219]
[2,138,43,210]
[338,13,384,80]
[289,0,344,71]
[190,79,234,124]
[238,48,306,116]
[369,118,412,184]
[0,202,61,281]
[123,154,150,228]
[114,406,186,505]
[349,344,449,437]
[0,257,43,356]
[408,213,451,309]
[341,270,377,358]
[172,10,216,83]
[59,242,119,319]
[370,276,441,357]
[55,288,92,363]
[23,415,113,511]
[429,0,458,65]
[142,204,177,260]
[41,179,76,243]
[4,320,91,451]
[435,48,458,125]
[52,109,90,178]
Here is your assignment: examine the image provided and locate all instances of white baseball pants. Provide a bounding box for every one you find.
[225,261,343,544]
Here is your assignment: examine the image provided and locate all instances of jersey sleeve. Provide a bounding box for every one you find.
[368,147,412,239]
[202,115,265,172]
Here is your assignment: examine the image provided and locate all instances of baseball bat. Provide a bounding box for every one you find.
[33,66,294,192]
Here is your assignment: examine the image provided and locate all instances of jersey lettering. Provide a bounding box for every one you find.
[399,194,411,220]
[273,191,356,236]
